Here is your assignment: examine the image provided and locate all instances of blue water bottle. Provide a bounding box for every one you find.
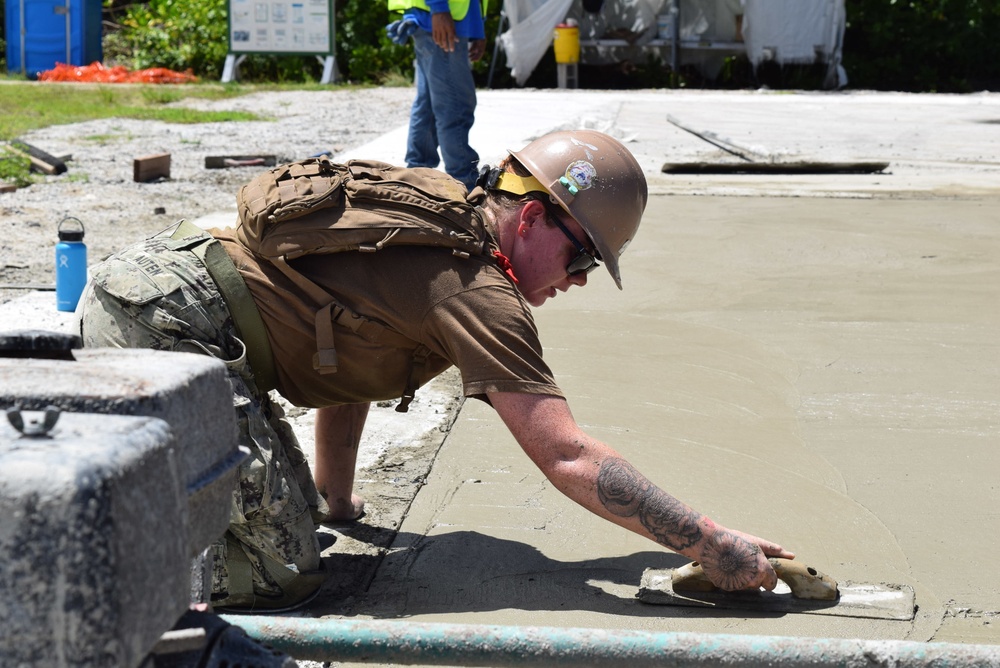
[55,217,88,312]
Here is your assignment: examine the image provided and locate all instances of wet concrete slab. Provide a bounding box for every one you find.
[338,90,1000,650]
[352,191,998,645]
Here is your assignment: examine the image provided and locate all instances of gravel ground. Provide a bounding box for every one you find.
[1,85,417,305]
[0,85,469,650]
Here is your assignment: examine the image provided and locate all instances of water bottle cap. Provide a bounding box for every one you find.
[57,216,85,242]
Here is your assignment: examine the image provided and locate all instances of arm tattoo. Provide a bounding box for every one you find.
[698,530,762,591]
[596,457,702,551]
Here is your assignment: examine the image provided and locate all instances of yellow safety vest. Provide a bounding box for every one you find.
[388,0,487,22]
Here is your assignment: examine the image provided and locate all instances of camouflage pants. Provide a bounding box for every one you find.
[79,231,327,606]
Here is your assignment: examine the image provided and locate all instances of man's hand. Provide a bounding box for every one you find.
[697,521,795,591]
[432,12,458,52]
[469,38,486,62]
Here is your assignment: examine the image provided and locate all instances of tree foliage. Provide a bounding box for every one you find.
[103,0,229,79]
[843,0,1000,92]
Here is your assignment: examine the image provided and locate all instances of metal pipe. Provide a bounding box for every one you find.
[670,0,679,78]
[221,615,1000,667]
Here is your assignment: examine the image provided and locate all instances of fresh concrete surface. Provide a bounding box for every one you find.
[354,195,998,645]
[339,89,1000,199]
[332,89,1000,650]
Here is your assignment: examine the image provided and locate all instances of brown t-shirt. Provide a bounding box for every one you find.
[211,227,562,408]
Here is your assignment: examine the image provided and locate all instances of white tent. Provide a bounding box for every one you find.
[497,0,847,88]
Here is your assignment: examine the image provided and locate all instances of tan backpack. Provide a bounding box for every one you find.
[234,157,494,411]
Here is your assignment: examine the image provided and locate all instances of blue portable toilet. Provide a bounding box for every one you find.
[5,0,103,78]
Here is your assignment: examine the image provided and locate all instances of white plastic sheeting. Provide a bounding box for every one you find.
[742,0,847,87]
[498,0,575,86]
[498,0,846,87]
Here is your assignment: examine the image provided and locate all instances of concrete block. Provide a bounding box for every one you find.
[0,343,240,557]
[0,412,188,668]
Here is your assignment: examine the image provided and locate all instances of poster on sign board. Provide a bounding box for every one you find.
[228,0,334,55]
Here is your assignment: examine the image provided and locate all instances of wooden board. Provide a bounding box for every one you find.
[4,141,67,175]
[662,161,891,175]
[134,153,171,182]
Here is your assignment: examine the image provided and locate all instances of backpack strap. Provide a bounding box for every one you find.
[397,345,433,413]
[167,220,278,393]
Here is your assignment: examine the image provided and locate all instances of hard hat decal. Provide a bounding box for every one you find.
[562,160,597,195]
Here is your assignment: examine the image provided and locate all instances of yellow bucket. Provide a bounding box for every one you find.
[553,24,580,64]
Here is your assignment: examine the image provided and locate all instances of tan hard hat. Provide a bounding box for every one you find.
[508,129,648,289]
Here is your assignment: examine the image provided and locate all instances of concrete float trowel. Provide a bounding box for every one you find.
[637,558,915,621]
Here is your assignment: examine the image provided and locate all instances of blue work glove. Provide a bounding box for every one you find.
[386,16,419,45]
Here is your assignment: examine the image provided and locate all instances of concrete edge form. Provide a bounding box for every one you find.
[222,615,1000,667]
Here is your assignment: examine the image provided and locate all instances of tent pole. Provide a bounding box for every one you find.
[487,7,508,88]
[670,0,679,78]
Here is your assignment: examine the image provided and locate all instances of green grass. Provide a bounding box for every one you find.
[0,81,377,184]
[0,82,267,140]
[0,81,379,141]
[0,150,33,188]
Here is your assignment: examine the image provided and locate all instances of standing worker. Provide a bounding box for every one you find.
[387,0,488,190]
[79,129,793,613]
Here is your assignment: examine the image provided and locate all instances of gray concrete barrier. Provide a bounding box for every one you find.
[1,412,185,667]
[0,330,240,556]
[0,330,245,667]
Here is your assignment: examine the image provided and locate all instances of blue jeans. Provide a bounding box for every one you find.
[407,28,480,190]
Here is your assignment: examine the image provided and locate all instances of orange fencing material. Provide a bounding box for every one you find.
[38,62,199,84]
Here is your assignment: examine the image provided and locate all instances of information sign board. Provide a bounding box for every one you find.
[223,0,337,83]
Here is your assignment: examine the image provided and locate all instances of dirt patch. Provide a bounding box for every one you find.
[0,87,416,304]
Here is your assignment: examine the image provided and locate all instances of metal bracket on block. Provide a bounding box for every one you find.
[6,405,61,437]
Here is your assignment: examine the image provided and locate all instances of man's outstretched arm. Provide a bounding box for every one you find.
[488,391,794,591]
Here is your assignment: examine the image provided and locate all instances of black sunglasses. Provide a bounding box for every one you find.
[549,214,601,276]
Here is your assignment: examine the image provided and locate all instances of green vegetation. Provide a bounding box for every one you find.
[0,149,33,188]
[104,0,229,79]
[337,0,416,84]
[102,0,416,84]
[0,83,262,141]
[844,1,1000,92]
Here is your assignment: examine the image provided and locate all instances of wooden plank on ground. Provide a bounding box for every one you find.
[134,153,171,182]
[4,141,67,175]
[661,161,891,175]
[0,183,16,194]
